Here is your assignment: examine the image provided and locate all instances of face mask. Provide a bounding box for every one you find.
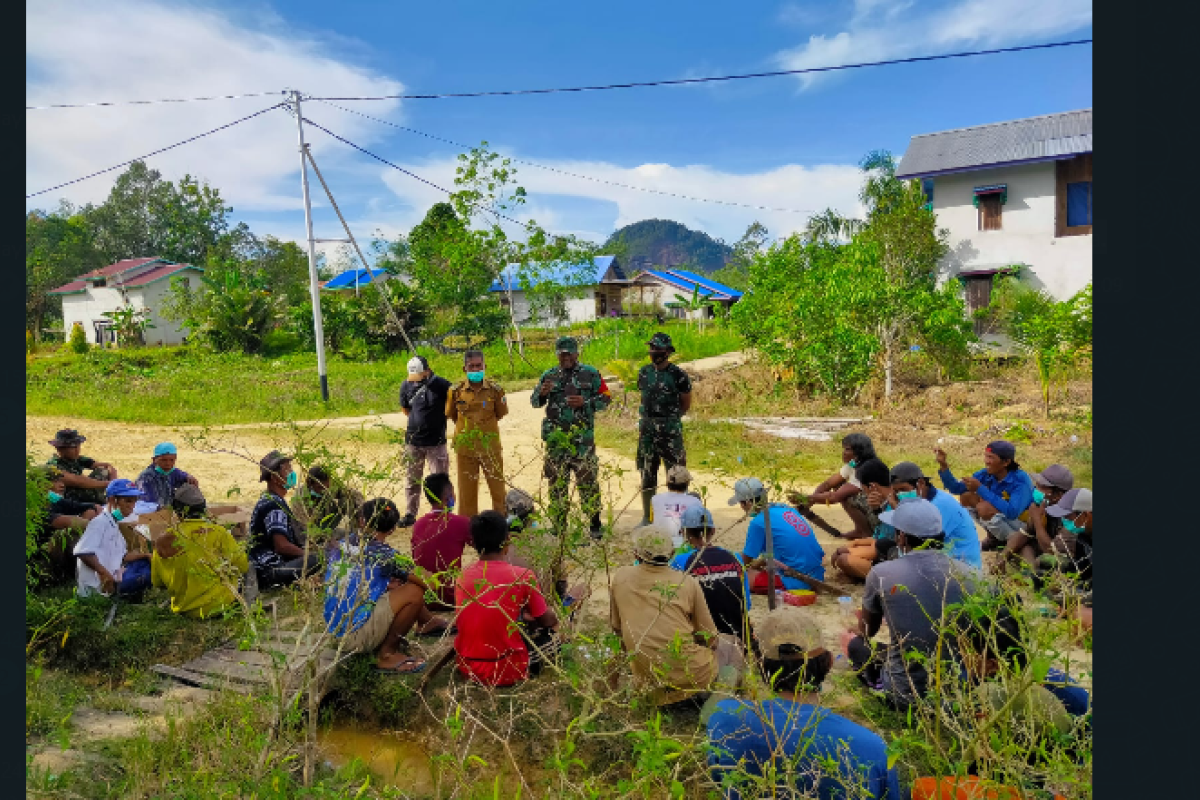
[155,466,174,476]
[47,491,63,503]
[309,489,323,498]
[650,352,668,364]
[1032,489,1045,505]
[285,471,298,490]
[848,460,858,468]
[467,370,485,383]
[1061,516,1082,534]
[445,499,456,511]
[112,508,125,521]
[896,490,918,501]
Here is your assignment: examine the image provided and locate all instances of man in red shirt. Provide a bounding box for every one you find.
[455,510,558,687]
[411,473,473,607]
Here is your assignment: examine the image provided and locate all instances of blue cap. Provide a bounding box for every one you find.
[153,442,177,457]
[105,478,141,498]
[680,505,714,530]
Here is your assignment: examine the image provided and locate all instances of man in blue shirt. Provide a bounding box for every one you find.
[888,461,982,571]
[935,440,1032,554]
[135,442,200,510]
[729,478,824,592]
[707,606,901,799]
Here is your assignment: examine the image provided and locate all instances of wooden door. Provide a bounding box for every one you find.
[963,276,1000,335]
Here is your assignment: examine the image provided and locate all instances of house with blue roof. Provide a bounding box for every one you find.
[625,268,743,320]
[489,255,630,324]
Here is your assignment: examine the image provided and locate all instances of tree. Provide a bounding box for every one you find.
[166,263,280,354]
[101,305,155,347]
[803,208,861,243]
[709,221,768,291]
[26,206,101,340]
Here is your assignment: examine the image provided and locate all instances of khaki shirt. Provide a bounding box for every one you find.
[610,563,718,700]
[447,379,508,451]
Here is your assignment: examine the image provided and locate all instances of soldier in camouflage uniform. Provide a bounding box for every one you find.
[531,336,612,539]
[637,333,693,525]
[46,428,118,505]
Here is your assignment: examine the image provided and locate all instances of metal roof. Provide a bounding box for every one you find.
[641,269,740,301]
[323,268,388,289]
[895,109,1092,180]
[666,269,743,299]
[122,263,203,288]
[48,257,175,295]
[490,256,625,292]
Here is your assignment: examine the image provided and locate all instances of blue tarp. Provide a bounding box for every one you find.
[323,268,388,289]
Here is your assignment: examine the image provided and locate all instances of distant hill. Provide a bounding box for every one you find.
[604,219,731,273]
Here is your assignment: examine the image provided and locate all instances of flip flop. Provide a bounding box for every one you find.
[377,656,427,675]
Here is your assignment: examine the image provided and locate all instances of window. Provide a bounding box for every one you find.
[921,178,934,208]
[978,195,1002,231]
[1067,181,1092,227]
[181,277,191,290]
[93,277,107,288]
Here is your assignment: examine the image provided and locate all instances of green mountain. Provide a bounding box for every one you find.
[604,219,731,273]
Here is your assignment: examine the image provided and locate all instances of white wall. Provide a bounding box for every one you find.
[497,289,597,326]
[136,278,191,345]
[59,278,192,346]
[933,161,1092,300]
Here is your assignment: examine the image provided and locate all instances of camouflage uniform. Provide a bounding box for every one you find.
[531,337,612,535]
[637,333,692,521]
[46,429,114,505]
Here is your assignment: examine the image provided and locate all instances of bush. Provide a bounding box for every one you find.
[68,322,88,355]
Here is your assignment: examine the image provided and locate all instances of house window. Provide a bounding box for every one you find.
[94,278,107,288]
[1056,153,1092,236]
[978,195,1002,231]
[181,277,191,290]
[1067,181,1092,227]
[921,178,934,208]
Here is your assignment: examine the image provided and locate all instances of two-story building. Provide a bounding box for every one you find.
[895,109,1092,336]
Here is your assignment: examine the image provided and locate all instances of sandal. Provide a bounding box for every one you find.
[377,656,427,675]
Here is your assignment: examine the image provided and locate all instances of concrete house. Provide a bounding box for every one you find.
[490,256,630,325]
[626,268,743,319]
[48,257,205,346]
[895,109,1092,335]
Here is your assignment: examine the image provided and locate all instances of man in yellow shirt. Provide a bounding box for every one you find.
[151,484,249,618]
[446,349,509,517]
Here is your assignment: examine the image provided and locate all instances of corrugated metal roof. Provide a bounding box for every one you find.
[122,263,203,287]
[895,109,1092,179]
[666,269,743,299]
[642,270,738,301]
[323,268,388,289]
[490,256,622,292]
[48,257,172,294]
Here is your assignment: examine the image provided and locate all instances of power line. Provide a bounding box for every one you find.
[26,104,285,199]
[26,90,284,111]
[312,39,1091,101]
[317,100,818,214]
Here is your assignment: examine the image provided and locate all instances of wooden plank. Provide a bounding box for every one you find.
[151,664,257,694]
[179,655,269,684]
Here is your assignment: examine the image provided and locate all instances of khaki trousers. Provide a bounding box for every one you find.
[456,445,506,518]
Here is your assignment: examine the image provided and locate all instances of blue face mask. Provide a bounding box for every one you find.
[48,491,63,503]
[467,370,485,383]
[896,490,918,501]
[848,459,858,468]
[155,466,174,476]
[285,471,298,490]
[112,508,125,522]
[1061,516,1082,534]
[1032,489,1045,505]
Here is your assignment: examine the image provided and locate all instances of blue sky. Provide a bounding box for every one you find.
[27,0,1092,261]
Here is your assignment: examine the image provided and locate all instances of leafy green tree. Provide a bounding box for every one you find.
[67,322,89,355]
[101,305,155,347]
[26,206,101,340]
[709,221,768,291]
[168,263,280,354]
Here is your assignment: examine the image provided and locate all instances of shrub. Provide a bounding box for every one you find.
[67,322,88,355]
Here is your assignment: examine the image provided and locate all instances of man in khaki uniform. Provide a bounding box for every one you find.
[446,349,509,517]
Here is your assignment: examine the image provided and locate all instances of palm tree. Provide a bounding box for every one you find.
[804,208,862,243]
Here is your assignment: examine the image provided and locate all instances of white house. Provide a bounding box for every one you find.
[48,257,206,346]
[895,109,1092,335]
[625,268,743,320]
[490,256,630,325]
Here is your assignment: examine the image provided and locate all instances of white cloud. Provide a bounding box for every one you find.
[774,0,1092,90]
[26,0,403,211]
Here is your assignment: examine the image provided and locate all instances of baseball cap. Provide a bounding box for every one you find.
[631,524,675,563]
[680,505,714,531]
[105,478,141,498]
[727,477,766,506]
[173,483,206,507]
[1046,488,1092,517]
[153,442,177,457]
[666,465,693,485]
[259,450,291,482]
[757,606,826,660]
[406,356,426,375]
[555,336,579,354]
[889,461,926,484]
[986,440,1017,461]
[878,497,943,538]
[506,488,535,517]
[1032,464,1074,491]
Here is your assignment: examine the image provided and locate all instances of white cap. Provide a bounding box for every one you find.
[727,477,766,506]
[407,356,425,375]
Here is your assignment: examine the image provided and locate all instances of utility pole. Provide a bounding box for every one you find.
[289,88,329,402]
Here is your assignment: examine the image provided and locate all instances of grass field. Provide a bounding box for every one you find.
[26,323,741,425]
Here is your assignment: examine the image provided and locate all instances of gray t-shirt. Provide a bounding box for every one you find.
[862,550,978,704]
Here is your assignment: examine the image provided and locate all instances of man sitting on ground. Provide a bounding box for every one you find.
[829,460,895,581]
[135,442,199,510]
[325,498,448,674]
[505,488,583,606]
[1045,488,1093,631]
[887,461,982,571]
[936,440,1033,554]
[249,451,323,589]
[670,506,751,641]
[789,433,880,540]
[47,428,118,504]
[843,498,977,711]
[730,478,825,593]
[73,478,152,600]
[1018,465,1075,568]
[151,484,248,618]
[611,524,743,706]
[651,465,704,546]
[38,470,103,585]
[293,464,363,538]
[411,472,473,606]
[455,510,558,686]
[707,607,901,800]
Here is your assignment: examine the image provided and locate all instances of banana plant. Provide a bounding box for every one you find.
[672,285,716,331]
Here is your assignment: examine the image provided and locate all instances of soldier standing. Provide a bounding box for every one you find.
[532,336,612,539]
[637,332,693,525]
[446,349,509,518]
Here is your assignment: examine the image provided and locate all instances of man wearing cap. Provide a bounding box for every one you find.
[670,506,751,640]
[47,428,118,505]
[399,355,453,527]
[532,336,612,538]
[636,332,693,526]
[134,442,199,510]
[844,498,977,710]
[707,607,901,800]
[1009,464,1075,569]
[73,478,152,599]
[651,465,704,546]
[935,440,1033,554]
[887,461,982,571]
[730,478,825,593]
[293,464,364,536]
[611,524,740,706]
[152,484,248,618]
[1045,488,1093,592]
[249,451,322,588]
[447,349,509,520]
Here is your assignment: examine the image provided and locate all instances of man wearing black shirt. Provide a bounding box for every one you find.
[398,356,452,527]
[249,451,323,588]
[669,505,752,642]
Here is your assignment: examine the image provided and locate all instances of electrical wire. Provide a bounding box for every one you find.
[25,103,285,199]
[316,100,818,214]
[26,90,284,111]
[312,39,1091,101]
